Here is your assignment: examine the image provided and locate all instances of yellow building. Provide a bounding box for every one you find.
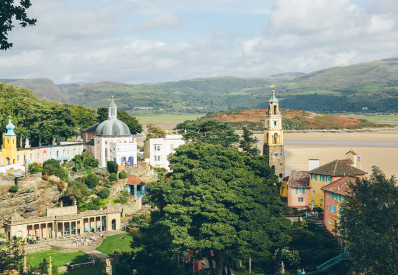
[263,85,285,180]
[0,116,18,165]
[308,159,366,210]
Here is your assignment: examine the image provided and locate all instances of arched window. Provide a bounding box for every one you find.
[273,133,278,144]
[274,105,277,114]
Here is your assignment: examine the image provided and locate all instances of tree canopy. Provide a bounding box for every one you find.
[239,127,260,155]
[339,167,398,274]
[175,120,239,147]
[146,123,166,139]
[0,0,36,50]
[135,142,290,275]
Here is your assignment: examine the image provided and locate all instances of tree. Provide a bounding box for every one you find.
[28,162,42,174]
[119,170,127,179]
[108,173,117,182]
[72,152,99,171]
[42,159,60,175]
[175,120,239,147]
[65,178,89,203]
[97,107,143,134]
[0,0,37,50]
[98,187,110,199]
[107,161,118,174]
[141,143,290,275]
[239,127,259,155]
[146,123,166,139]
[85,173,100,189]
[0,236,26,273]
[339,167,398,274]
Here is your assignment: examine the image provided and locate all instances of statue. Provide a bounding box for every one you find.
[280,261,285,274]
[105,258,112,275]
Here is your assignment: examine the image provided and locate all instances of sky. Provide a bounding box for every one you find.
[1,0,398,84]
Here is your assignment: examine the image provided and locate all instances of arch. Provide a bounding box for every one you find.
[273,133,278,144]
[6,157,10,165]
[111,219,116,230]
[274,105,277,114]
[271,165,275,173]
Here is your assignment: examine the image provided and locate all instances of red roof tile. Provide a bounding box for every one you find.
[127,175,146,185]
[322,176,356,195]
[287,171,310,188]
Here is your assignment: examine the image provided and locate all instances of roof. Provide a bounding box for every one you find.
[346,150,357,155]
[287,171,310,188]
[82,123,100,133]
[268,91,279,103]
[309,159,366,177]
[95,118,131,137]
[322,176,356,195]
[127,175,146,185]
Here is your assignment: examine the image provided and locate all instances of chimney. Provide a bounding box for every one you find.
[309,159,320,171]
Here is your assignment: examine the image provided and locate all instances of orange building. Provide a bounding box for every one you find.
[322,176,356,235]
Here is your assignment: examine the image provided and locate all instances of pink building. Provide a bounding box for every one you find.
[287,171,310,209]
[322,176,355,235]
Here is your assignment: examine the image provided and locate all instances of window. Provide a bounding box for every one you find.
[311,174,318,180]
[30,154,33,160]
[296,188,305,194]
[329,219,332,224]
[170,144,175,151]
[320,175,324,181]
[327,176,332,182]
[312,189,315,196]
[155,156,161,162]
[37,153,40,160]
[273,121,277,126]
[298,197,304,203]
[154,145,161,151]
[326,192,329,198]
[105,149,108,160]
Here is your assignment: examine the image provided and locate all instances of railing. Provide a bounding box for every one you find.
[317,252,353,271]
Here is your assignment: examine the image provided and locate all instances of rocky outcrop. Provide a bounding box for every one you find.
[0,176,63,228]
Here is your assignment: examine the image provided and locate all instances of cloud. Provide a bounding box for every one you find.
[136,12,184,31]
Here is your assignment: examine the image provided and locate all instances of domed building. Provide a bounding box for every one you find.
[86,97,137,167]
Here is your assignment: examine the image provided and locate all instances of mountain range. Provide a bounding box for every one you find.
[3,57,398,115]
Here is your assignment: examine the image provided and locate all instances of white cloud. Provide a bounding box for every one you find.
[136,12,184,31]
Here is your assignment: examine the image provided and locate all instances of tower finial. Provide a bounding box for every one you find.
[268,84,279,103]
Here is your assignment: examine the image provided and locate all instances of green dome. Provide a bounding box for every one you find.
[95,118,131,137]
[5,117,16,137]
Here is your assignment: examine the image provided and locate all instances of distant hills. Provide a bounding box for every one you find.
[3,57,398,115]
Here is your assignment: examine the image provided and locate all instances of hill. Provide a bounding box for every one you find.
[198,109,385,131]
[3,57,398,115]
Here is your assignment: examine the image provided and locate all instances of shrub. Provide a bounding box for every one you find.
[114,196,128,204]
[42,159,60,175]
[85,173,100,189]
[107,161,118,174]
[119,170,127,179]
[28,162,42,174]
[120,190,129,197]
[9,185,18,193]
[109,173,117,182]
[98,187,110,199]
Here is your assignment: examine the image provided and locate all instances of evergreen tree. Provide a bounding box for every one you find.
[239,127,260,155]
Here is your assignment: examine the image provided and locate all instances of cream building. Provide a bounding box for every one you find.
[144,135,185,171]
[4,202,121,240]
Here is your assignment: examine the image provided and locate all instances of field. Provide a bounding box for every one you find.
[96,233,134,255]
[341,113,398,124]
[136,113,203,123]
[26,250,89,268]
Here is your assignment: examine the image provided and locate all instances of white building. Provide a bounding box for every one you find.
[87,97,137,167]
[144,135,185,171]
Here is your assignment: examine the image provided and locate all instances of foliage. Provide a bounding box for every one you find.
[108,173,118,182]
[139,142,290,275]
[65,178,90,203]
[107,161,118,174]
[239,127,259,155]
[0,236,25,273]
[28,162,42,174]
[339,167,398,274]
[95,233,134,255]
[113,196,128,204]
[78,197,108,211]
[72,152,99,171]
[175,120,239,147]
[97,107,143,134]
[0,0,37,50]
[85,173,100,189]
[8,185,18,193]
[146,123,166,139]
[42,159,67,181]
[279,247,300,268]
[98,187,110,199]
[113,252,135,275]
[120,190,129,197]
[119,170,127,179]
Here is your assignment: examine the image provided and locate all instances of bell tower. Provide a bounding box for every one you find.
[1,116,18,165]
[263,85,285,180]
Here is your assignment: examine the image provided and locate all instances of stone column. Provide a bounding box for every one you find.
[62,222,64,238]
[69,222,72,237]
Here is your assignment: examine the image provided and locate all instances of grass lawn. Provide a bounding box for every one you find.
[27,250,89,268]
[61,263,105,275]
[96,233,134,255]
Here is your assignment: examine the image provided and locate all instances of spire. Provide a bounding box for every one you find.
[5,116,16,137]
[108,96,117,119]
[268,84,279,103]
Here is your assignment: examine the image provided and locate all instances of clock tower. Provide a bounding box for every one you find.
[263,85,285,180]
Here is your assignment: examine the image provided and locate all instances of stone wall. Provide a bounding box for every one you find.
[0,175,16,194]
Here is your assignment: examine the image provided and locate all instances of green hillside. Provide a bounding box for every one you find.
[3,57,398,115]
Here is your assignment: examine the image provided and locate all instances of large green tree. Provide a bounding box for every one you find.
[175,120,239,147]
[139,142,290,275]
[0,0,36,50]
[339,167,398,274]
[0,236,26,273]
[239,127,260,155]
